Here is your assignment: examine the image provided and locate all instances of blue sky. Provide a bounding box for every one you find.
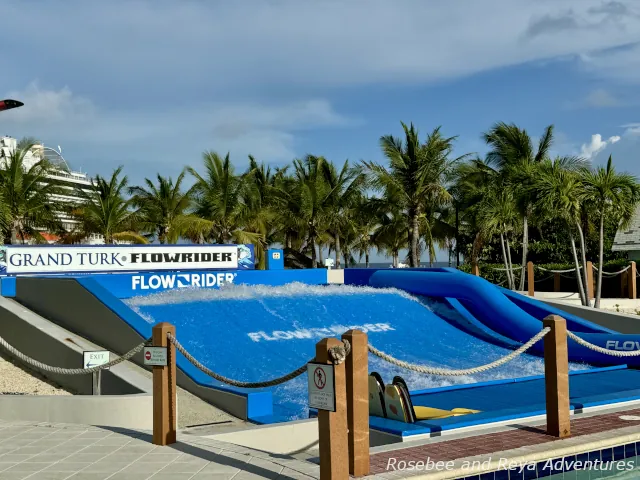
[1,0,639,263]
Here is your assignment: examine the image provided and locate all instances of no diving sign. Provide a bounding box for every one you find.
[307,362,336,412]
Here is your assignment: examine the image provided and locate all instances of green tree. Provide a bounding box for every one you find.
[185,151,264,246]
[365,122,463,267]
[128,171,195,244]
[534,158,589,305]
[581,155,640,308]
[476,188,519,289]
[74,166,147,244]
[483,122,554,290]
[323,160,366,268]
[0,145,64,244]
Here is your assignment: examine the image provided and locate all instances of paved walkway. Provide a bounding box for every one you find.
[0,420,320,480]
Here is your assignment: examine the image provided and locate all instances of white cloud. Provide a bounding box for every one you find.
[582,89,621,107]
[3,82,95,124]
[1,0,640,91]
[621,123,640,136]
[0,84,352,168]
[580,133,621,158]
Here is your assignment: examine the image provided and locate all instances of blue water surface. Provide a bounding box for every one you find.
[125,283,591,421]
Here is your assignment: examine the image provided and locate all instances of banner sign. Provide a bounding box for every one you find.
[84,269,328,299]
[0,244,255,275]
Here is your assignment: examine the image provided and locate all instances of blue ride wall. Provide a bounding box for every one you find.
[1,268,330,422]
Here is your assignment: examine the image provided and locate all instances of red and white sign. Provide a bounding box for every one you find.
[143,346,168,366]
[307,363,335,412]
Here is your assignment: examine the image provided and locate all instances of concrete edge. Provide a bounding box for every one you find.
[0,393,153,430]
[540,298,640,334]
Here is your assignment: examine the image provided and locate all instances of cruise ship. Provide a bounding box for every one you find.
[0,136,108,245]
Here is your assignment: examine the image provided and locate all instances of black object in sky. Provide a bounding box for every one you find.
[0,99,24,112]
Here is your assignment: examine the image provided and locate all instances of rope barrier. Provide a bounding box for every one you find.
[0,334,152,375]
[592,265,631,277]
[489,266,525,272]
[567,331,640,357]
[167,333,350,388]
[367,328,550,376]
[538,266,580,274]
[535,274,556,283]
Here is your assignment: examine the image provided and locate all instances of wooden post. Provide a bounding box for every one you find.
[471,262,479,276]
[543,315,570,438]
[554,273,561,292]
[630,261,637,300]
[152,322,177,446]
[316,338,348,480]
[342,330,369,477]
[586,261,594,301]
[527,261,534,297]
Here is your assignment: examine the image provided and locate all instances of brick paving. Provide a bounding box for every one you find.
[369,407,640,474]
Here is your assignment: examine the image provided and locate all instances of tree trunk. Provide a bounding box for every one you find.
[392,252,398,268]
[365,250,370,268]
[310,232,317,268]
[576,222,590,306]
[343,251,349,269]
[500,232,513,289]
[286,233,292,249]
[505,231,516,290]
[595,211,605,308]
[428,245,434,267]
[318,243,324,266]
[448,243,452,267]
[518,215,528,291]
[569,231,587,306]
[10,224,18,245]
[410,209,420,267]
[335,235,341,269]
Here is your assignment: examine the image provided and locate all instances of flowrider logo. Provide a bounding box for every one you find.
[132,272,237,290]
[248,323,395,342]
[606,340,640,351]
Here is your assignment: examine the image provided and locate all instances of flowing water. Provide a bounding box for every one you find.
[125,283,591,420]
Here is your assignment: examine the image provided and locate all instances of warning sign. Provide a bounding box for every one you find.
[307,362,335,412]
[143,346,168,366]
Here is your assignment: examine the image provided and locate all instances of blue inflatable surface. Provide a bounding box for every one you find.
[368,269,640,367]
[122,283,593,421]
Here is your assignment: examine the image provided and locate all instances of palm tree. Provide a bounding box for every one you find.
[186,151,264,246]
[534,158,589,305]
[476,188,519,289]
[483,122,554,290]
[323,160,367,268]
[351,197,378,268]
[128,171,195,244]
[0,144,64,244]
[370,188,407,268]
[452,156,500,267]
[289,155,333,268]
[581,155,640,308]
[74,166,147,244]
[365,122,464,267]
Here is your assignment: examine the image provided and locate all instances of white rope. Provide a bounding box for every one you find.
[167,333,351,388]
[592,265,631,276]
[567,331,640,357]
[367,328,550,376]
[538,266,580,273]
[0,334,151,375]
[490,266,525,272]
